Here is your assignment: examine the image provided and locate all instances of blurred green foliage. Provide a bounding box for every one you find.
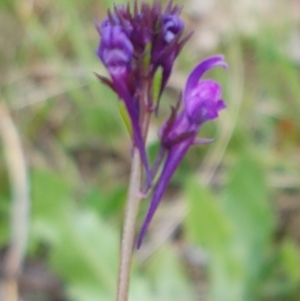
[0,0,300,300]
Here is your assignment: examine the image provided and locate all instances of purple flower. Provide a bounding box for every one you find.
[95,1,190,186]
[96,22,152,185]
[97,24,133,76]
[137,55,227,248]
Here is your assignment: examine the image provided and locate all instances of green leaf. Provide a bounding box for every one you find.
[0,194,10,246]
[31,168,72,244]
[216,155,274,300]
[185,177,231,252]
[222,155,274,256]
[185,155,275,301]
[152,66,163,105]
[145,246,193,301]
[280,239,300,283]
[50,209,118,299]
[84,185,126,217]
[118,101,132,137]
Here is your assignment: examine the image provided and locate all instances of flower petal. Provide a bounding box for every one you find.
[184,55,227,107]
[185,80,224,124]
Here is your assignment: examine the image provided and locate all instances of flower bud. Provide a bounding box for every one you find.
[162,14,184,43]
[97,24,133,76]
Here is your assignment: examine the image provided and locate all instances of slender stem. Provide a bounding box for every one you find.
[116,81,151,301]
[116,147,142,301]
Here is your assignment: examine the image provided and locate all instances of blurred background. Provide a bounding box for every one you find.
[0,0,300,300]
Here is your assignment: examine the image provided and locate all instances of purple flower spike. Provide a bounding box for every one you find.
[137,55,227,248]
[95,1,191,187]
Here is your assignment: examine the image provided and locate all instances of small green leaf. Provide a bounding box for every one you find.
[118,101,132,137]
[143,42,152,71]
[153,66,163,105]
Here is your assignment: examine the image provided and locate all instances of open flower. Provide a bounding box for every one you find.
[137,55,227,247]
